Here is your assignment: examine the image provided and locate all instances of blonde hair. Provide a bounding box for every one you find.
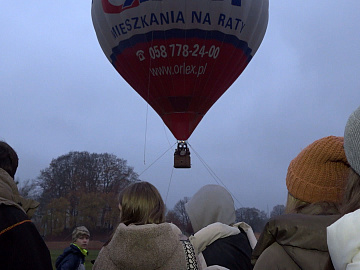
[285,193,340,215]
[119,181,165,225]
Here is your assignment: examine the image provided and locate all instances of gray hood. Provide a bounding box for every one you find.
[185,184,236,233]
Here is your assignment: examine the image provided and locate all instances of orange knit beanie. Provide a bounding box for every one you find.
[286,136,350,204]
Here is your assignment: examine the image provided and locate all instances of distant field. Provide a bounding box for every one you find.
[47,241,102,270]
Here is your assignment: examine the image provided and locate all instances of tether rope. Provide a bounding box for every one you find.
[139,142,176,177]
[188,142,243,208]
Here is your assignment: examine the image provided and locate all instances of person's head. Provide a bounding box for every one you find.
[72,226,90,249]
[341,106,360,214]
[118,181,165,225]
[185,184,235,233]
[285,136,350,214]
[0,141,19,178]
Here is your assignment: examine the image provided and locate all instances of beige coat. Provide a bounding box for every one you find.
[93,222,194,270]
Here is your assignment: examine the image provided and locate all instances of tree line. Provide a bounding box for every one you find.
[20,151,138,238]
[19,151,285,238]
[166,197,285,235]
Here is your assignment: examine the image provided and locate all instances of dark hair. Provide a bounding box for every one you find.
[119,181,165,225]
[0,141,18,178]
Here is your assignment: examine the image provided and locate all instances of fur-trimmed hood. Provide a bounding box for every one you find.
[93,222,189,270]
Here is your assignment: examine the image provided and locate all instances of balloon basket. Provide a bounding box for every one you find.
[174,141,191,168]
[174,154,191,168]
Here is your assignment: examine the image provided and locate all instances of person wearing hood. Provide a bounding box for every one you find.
[185,184,257,270]
[55,226,90,270]
[93,181,204,270]
[252,136,350,270]
[0,141,52,270]
[327,105,360,269]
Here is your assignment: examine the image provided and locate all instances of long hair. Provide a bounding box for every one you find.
[285,192,337,270]
[340,168,360,215]
[0,141,18,178]
[119,181,165,225]
[285,193,340,215]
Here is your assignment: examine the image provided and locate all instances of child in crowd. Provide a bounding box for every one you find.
[55,226,90,270]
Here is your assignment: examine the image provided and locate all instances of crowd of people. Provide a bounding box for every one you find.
[1,105,360,269]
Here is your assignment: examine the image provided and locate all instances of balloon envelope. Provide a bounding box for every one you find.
[92,0,268,140]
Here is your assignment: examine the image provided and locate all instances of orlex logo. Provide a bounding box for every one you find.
[102,0,241,14]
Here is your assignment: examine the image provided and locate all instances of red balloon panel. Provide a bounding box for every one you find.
[111,29,251,140]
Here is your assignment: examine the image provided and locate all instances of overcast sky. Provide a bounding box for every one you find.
[1,2,360,213]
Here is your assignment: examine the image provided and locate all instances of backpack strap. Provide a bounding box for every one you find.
[181,239,199,270]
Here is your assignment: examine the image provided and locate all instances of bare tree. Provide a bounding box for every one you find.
[235,207,268,233]
[18,178,41,200]
[36,151,139,237]
[270,204,285,218]
[166,197,191,234]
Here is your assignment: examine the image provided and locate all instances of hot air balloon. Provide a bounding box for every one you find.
[92,0,268,168]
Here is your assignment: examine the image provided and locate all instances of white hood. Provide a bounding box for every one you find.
[327,208,360,270]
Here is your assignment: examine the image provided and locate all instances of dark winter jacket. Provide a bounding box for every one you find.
[0,205,53,270]
[202,228,252,270]
[0,168,52,270]
[252,213,339,270]
[56,244,86,270]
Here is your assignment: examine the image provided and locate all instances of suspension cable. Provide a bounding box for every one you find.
[165,166,175,205]
[188,142,243,208]
[139,142,176,177]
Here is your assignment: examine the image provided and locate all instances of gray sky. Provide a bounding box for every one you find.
[1,2,360,213]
